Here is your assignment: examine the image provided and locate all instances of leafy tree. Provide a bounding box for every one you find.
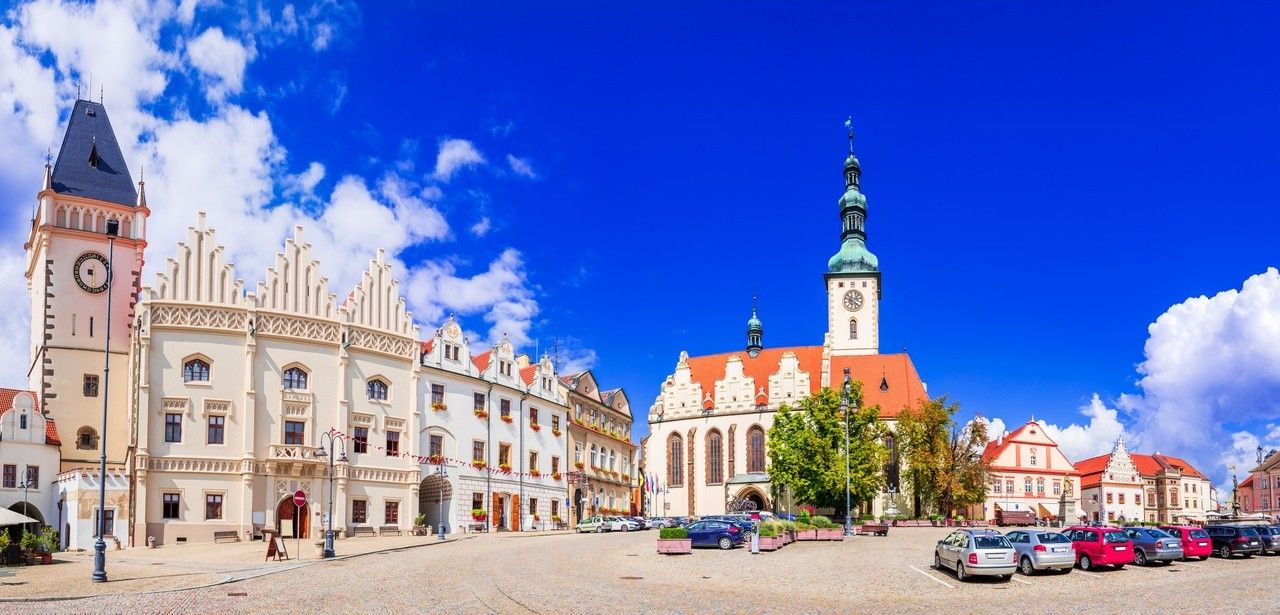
[895,396,955,516]
[768,385,886,515]
[936,417,991,516]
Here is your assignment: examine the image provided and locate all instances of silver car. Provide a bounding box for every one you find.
[1123,527,1184,565]
[934,529,1016,581]
[1005,530,1075,575]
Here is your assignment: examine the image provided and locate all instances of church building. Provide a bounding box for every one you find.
[644,132,930,518]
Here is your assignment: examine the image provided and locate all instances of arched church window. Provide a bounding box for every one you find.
[367,378,389,401]
[706,430,723,484]
[183,358,210,383]
[747,426,766,473]
[283,367,309,390]
[76,426,98,450]
[667,433,683,487]
[849,318,858,340]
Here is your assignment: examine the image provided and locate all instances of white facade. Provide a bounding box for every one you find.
[0,391,61,538]
[55,469,130,551]
[827,274,879,356]
[1078,437,1145,524]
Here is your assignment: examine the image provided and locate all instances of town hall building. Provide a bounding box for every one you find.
[644,133,930,518]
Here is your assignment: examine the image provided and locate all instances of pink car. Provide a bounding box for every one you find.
[1063,525,1134,570]
[1159,525,1213,560]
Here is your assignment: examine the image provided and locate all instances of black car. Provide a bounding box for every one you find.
[1252,525,1280,554]
[1205,525,1264,558]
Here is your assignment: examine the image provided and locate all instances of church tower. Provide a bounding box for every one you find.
[25,99,149,470]
[825,120,880,356]
[745,299,763,357]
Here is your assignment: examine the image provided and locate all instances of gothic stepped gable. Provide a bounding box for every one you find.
[340,249,417,337]
[146,212,245,305]
[255,225,337,318]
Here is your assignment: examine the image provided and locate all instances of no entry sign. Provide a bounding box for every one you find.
[293,490,307,507]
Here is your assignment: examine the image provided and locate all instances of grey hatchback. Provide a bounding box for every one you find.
[934,529,1016,581]
[1004,530,1075,575]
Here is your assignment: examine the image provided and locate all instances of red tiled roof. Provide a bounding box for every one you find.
[519,365,538,386]
[684,347,928,418]
[1073,454,1111,489]
[1075,451,1209,490]
[1240,475,1255,490]
[979,421,1081,472]
[0,387,57,445]
[472,350,492,373]
[421,339,434,354]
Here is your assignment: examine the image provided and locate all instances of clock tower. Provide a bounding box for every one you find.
[25,99,149,470]
[825,122,880,357]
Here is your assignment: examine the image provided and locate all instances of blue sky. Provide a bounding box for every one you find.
[2,1,1279,487]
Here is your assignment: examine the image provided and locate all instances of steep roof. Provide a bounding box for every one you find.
[980,421,1081,472]
[684,346,927,418]
[51,100,137,206]
[1076,451,1209,489]
[1074,454,1112,489]
[421,339,434,354]
[1240,475,1255,490]
[519,364,538,386]
[471,350,493,373]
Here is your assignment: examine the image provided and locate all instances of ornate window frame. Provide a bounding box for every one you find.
[181,353,214,386]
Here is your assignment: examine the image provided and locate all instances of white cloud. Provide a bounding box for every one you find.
[404,249,538,348]
[433,138,485,181]
[1037,394,1127,464]
[284,161,326,201]
[470,217,491,237]
[506,154,536,179]
[186,27,255,101]
[977,416,1007,442]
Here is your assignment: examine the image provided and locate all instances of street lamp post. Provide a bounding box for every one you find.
[314,431,348,558]
[19,476,30,535]
[841,367,853,536]
[92,220,118,584]
[435,464,448,540]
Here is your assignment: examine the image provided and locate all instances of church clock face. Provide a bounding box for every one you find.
[73,252,110,294]
[842,290,864,312]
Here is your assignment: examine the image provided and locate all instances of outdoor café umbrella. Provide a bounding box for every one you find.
[0,507,39,526]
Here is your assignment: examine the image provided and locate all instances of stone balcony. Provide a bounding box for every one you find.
[270,443,322,460]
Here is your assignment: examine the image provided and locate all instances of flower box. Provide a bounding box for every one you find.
[795,529,820,541]
[759,535,783,551]
[657,538,692,555]
[816,528,844,541]
[529,470,542,478]
[500,416,514,424]
[552,429,562,437]
[575,462,585,470]
[474,409,489,419]
[427,455,445,465]
[472,510,487,521]
[472,461,488,470]
[530,423,541,432]
[431,402,448,412]
[551,472,562,481]
[498,463,512,472]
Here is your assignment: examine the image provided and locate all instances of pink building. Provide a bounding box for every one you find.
[980,421,1082,523]
[1244,449,1280,521]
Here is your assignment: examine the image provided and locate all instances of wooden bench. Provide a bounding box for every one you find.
[351,526,377,537]
[379,525,403,536]
[468,522,488,533]
[213,530,241,543]
[860,523,890,536]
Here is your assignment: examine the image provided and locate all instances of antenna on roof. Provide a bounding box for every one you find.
[75,79,80,100]
[100,84,104,104]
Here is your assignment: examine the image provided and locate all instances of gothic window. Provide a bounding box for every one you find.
[706,430,723,485]
[76,426,98,450]
[667,433,684,487]
[747,426,766,474]
[885,434,900,491]
[849,318,858,340]
[183,359,210,383]
[283,367,308,390]
[367,378,389,401]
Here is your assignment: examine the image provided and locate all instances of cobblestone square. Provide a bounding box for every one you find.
[7,527,1278,614]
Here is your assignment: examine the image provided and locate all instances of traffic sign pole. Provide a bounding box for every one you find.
[293,490,307,560]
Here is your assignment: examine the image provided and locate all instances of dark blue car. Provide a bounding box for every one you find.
[685,520,744,550]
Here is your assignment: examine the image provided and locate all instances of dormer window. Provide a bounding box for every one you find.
[444,343,459,361]
[499,361,512,377]
[89,143,100,168]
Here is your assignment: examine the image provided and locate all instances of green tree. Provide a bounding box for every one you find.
[895,396,955,516]
[935,417,991,517]
[767,385,887,515]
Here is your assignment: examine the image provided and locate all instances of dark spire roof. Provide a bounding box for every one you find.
[50,100,137,207]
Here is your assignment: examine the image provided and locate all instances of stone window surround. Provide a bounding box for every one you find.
[161,490,182,520]
[203,490,226,521]
[366,375,391,404]
[181,353,214,386]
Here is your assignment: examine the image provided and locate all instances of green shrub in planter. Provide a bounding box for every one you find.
[758,523,780,537]
[659,527,688,540]
[810,515,839,529]
[20,530,38,551]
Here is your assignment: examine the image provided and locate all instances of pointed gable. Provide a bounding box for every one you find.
[255,225,337,318]
[341,249,417,337]
[50,100,137,206]
[146,212,245,305]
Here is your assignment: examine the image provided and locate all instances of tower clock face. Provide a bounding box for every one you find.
[74,252,110,294]
[842,290,864,312]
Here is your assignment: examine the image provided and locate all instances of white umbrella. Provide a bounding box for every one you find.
[0,507,39,527]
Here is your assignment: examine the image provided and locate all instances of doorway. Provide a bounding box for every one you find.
[419,475,452,533]
[574,489,585,523]
[276,497,310,539]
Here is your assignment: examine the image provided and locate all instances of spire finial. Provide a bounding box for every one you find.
[845,116,854,154]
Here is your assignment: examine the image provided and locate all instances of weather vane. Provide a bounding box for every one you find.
[844,116,854,153]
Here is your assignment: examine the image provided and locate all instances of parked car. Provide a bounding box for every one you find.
[933,529,1016,581]
[1004,530,1075,575]
[577,516,607,533]
[1252,525,1280,554]
[704,515,756,533]
[647,517,674,529]
[1063,525,1134,570]
[684,519,745,550]
[628,517,651,530]
[1122,527,1184,565]
[1205,525,1264,558]
[604,516,640,532]
[1158,525,1213,560]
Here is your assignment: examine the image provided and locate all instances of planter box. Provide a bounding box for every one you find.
[657,538,692,555]
[816,528,844,541]
[758,535,783,551]
[795,529,820,541]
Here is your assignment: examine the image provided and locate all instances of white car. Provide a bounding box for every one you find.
[604,516,640,532]
[576,516,607,533]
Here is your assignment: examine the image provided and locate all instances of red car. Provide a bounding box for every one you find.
[1159,525,1212,560]
[1063,525,1134,570]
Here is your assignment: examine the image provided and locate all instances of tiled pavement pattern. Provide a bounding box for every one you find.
[7,528,1280,614]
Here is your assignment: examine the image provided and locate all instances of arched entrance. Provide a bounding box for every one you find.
[419,474,453,533]
[276,497,310,539]
[574,488,585,523]
[731,487,767,512]
[5,502,43,541]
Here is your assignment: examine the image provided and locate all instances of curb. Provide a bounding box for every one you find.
[1,536,468,604]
